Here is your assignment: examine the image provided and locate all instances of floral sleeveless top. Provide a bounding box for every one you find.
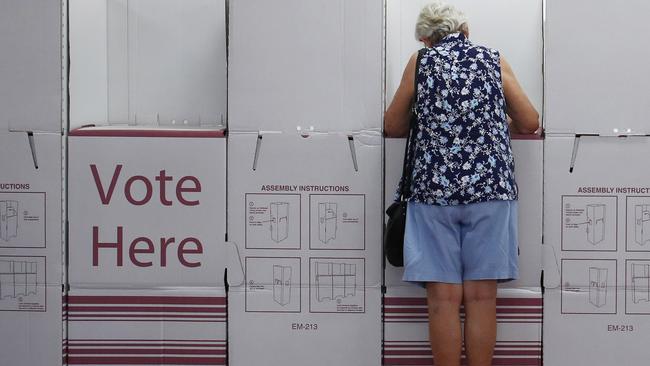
[402,32,517,206]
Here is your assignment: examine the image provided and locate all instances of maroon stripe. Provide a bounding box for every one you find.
[68,314,225,319]
[384,307,541,314]
[68,306,225,313]
[68,319,223,323]
[69,343,225,348]
[67,349,225,356]
[384,344,540,349]
[383,357,540,365]
[69,128,226,138]
[67,296,226,305]
[68,339,225,343]
[66,356,225,365]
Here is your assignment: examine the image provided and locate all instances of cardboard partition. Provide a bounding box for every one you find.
[543,136,650,365]
[386,0,543,117]
[0,132,63,366]
[68,127,230,289]
[65,288,227,366]
[228,0,383,133]
[0,0,63,133]
[545,0,650,135]
[383,287,542,366]
[384,137,543,289]
[69,0,227,129]
[227,132,382,365]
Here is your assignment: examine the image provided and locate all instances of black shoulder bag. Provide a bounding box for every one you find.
[384,50,422,268]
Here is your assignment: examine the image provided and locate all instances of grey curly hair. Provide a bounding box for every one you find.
[415,1,468,44]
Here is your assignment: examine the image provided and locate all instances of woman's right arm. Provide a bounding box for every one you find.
[385,52,418,138]
[500,56,539,134]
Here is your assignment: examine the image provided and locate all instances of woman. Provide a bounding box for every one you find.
[385,2,539,366]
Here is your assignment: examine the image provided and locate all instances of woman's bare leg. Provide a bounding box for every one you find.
[426,282,463,366]
[463,280,497,366]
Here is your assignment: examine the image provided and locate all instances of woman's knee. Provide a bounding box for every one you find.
[426,282,463,305]
[463,280,497,304]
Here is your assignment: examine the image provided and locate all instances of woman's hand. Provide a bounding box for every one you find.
[501,56,539,134]
[385,52,418,138]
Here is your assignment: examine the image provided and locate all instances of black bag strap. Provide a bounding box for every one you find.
[399,49,425,200]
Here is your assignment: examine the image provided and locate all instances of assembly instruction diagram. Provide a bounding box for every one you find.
[310,194,365,250]
[626,197,650,252]
[626,260,650,314]
[561,196,617,251]
[0,256,46,312]
[309,258,365,313]
[0,193,46,248]
[561,259,616,314]
[245,257,301,313]
[245,194,300,249]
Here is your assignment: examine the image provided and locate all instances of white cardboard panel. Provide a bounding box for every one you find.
[0,285,63,366]
[545,0,650,135]
[543,136,650,365]
[386,0,543,117]
[68,131,228,288]
[66,288,226,366]
[0,133,63,286]
[384,138,543,289]
[227,132,382,365]
[0,0,62,132]
[69,0,227,128]
[228,0,383,132]
[384,287,542,365]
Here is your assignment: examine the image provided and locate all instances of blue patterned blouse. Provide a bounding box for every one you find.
[401,32,517,206]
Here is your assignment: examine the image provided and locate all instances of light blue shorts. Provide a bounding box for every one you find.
[402,200,519,285]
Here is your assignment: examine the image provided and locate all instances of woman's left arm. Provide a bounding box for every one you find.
[384,52,418,138]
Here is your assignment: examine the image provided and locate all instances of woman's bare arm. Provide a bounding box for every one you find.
[385,52,418,138]
[501,56,539,134]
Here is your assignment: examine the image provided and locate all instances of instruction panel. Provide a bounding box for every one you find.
[0,256,46,312]
[562,195,617,251]
[561,259,617,314]
[309,258,365,313]
[245,257,301,313]
[246,194,301,249]
[309,194,365,250]
[0,192,46,248]
[626,196,650,252]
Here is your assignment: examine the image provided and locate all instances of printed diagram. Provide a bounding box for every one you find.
[0,201,18,242]
[625,260,650,314]
[631,263,650,304]
[561,196,617,251]
[315,262,356,302]
[0,256,46,312]
[273,265,292,306]
[245,194,300,250]
[318,203,337,243]
[270,202,289,243]
[0,193,45,248]
[589,267,608,308]
[310,258,365,313]
[626,197,650,252]
[310,195,365,250]
[635,205,650,246]
[245,257,300,313]
[561,259,616,314]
